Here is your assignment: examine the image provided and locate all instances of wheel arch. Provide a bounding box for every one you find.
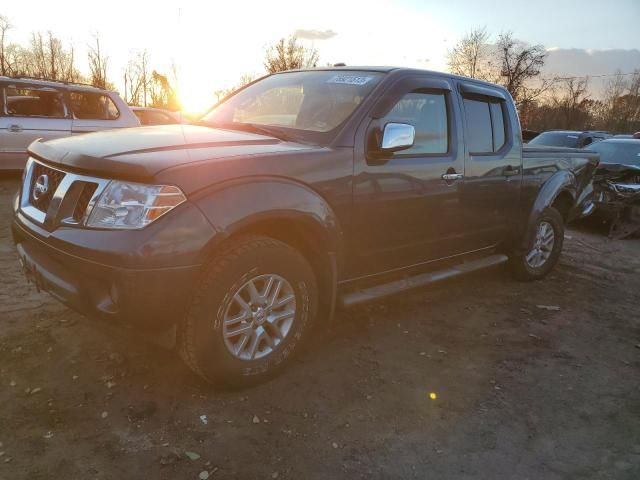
[521,170,576,250]
[551,190,574,222]
[193,177,343,321]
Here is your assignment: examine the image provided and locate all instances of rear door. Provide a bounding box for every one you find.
[457,82,522,248]
[349,75,469,277]
[0,83,72,170]
[69,90,128,133]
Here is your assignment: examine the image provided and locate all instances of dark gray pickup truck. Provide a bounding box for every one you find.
[12,67,598,386]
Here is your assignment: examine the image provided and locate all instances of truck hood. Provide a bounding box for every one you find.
[28,124,312,182]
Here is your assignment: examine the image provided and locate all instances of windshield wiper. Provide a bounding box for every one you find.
[231,123,293,142]
[197,120,292,142]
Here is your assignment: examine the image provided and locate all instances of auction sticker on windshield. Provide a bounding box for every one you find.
[327,75,373,85]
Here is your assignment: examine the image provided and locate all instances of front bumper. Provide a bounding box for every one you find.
[13,219,200,331]
[11,197,215,332]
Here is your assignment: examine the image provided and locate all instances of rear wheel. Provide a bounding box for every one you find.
[510,207,564,281]
[178,236,317,387]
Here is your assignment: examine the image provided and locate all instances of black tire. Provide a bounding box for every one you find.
[510,207,564,281]
[178,236,318,388]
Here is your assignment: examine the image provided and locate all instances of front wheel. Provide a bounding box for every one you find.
[178,236,318,388]
[510,207,564,281]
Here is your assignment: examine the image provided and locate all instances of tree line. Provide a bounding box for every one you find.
[0,13,321,112]
[0,14,181,110]
[2,13,637,132]
[447,27,640,133]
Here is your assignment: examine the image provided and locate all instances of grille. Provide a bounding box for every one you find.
[29,163,66,213]
[72,183,98,222]
[21,159,109,229]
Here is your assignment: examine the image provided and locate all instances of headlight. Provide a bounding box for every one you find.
[86,181,186,229]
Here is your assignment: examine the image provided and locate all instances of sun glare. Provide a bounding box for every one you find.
[177,80,216,117]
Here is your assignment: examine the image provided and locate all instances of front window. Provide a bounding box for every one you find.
[201,70,384,139]
[379,91,449,155]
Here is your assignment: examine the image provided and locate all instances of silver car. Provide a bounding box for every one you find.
[0,77,139,170]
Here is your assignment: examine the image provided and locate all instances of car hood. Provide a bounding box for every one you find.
[28,124,313,182]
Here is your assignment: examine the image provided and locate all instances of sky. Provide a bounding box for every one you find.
[3,0,640,113]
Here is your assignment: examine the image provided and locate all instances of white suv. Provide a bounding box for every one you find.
[0,77,140,171]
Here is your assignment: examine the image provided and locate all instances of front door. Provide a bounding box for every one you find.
[348,76,468,278]
[0,83,71,170]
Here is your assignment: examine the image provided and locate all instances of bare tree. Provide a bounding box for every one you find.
[264,36,318,74]
[602,70,640,132]
[602,71,628,130]
[551,77,591,129]
[26,31,81,81]
[215,73,259,102]
[625,71,640,129]
[65,44,80,82]
[3,43,25,76]
[496,32,551,107]
[0,15,11,76]
[28,32,47,78]
[447,28,553,111]
[149,70,180,110]
[124,50,150,106]
[447,27,491,79]
[499,68,640,133]
[141,51,150,106]
[88,35,109,88]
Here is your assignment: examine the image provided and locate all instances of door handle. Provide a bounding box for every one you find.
[503,165,520,176]
[9,124,23,133]
[441,173,464,181]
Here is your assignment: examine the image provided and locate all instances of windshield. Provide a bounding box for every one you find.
[529,131,579,148]
[201,70,383,138]
[586,141,640,166]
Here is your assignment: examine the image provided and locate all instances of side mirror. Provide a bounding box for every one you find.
[380,123,415,153]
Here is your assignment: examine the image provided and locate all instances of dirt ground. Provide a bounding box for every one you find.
[1,176,639,480]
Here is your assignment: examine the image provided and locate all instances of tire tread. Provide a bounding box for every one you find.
[178,235,288,382]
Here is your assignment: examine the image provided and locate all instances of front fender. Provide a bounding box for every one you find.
[521,170,576,250]
[191,176,343,263]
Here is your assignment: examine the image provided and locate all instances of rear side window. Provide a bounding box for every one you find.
[490,102,505,150]
[379,91,449,155]
[463,97,507,154]
[3,86,66,118]
[70,92,119,120]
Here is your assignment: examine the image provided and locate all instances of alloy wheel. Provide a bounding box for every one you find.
[222,274,296,360]
[526,221,555,268]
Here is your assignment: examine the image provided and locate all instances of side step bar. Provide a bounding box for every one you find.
[339,254,509,308]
